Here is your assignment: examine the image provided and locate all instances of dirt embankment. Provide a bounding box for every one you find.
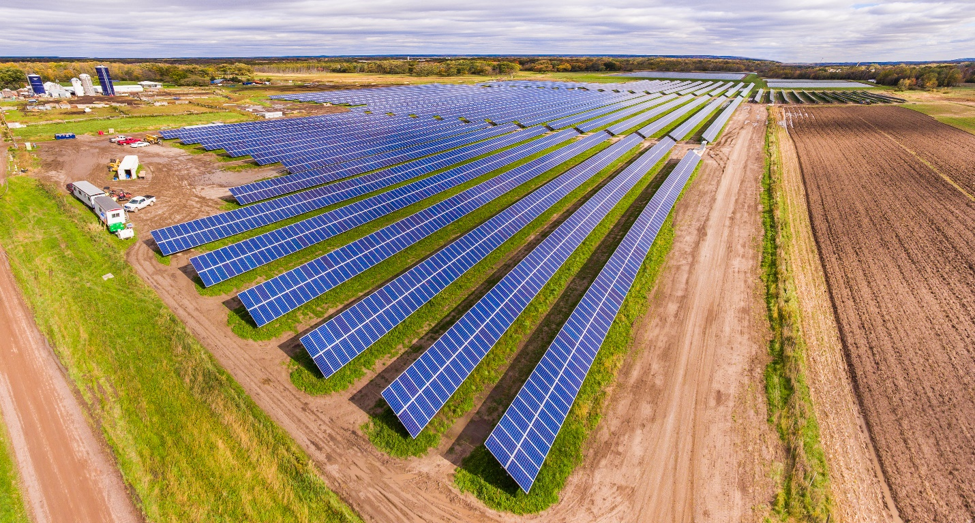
[787,106,975,521]
[0,246,141,523]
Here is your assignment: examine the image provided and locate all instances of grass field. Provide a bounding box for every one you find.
[0,176,359,522]
[362,147,669,457]
[761,109,832,520]
[0,410,30,523]
[11,112,255,141]
[453,162,691,514]
[903,101,975,135]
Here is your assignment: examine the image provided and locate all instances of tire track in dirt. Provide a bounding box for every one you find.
[787,106,975,522]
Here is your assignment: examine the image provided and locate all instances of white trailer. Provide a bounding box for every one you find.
[92,196,127,233]
[70,181,105,208]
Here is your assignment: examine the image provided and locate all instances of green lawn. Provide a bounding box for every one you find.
[0,410,30,523]
[0,176,359,523]
[11,112,256,141]
[903,102,975,135]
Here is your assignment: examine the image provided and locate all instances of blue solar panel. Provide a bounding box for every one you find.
[383,136,676,438]
[484,149,704,493]
[635,96,711,139]
[668,96,728,141]
[238,130,602,328]
[702,96,744,143]
[149,124,535,256]
[188,130,571,286]
[605,95,687,136]
[299,132,632,381]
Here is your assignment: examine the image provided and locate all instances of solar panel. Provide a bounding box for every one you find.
[635,96,710,139]
[383,137,676,438]
[485,149,704,493]
[668,96,728,141]
[605,95,687,136]
[149,125,537,256]
[239,131,603,328]
[189,131,572,286]
[702,96,744,143]
[299,132,630,380]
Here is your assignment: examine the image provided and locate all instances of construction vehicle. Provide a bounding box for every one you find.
[144,134,161,145]
[108,158,121,172]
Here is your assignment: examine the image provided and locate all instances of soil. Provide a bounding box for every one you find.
[30,107,775,521]
[786,105,975,522]
[0,246,142,523]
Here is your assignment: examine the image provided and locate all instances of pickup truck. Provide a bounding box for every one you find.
[123,195,156,212]
[117,138,141,145]
[109,135,130,143]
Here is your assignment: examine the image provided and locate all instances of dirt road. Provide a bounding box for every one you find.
[0,246,141,523]
[125,104,777,522]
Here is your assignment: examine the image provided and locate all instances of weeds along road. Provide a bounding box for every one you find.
[0,245,141,523]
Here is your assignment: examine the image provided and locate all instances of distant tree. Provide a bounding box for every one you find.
[0,66,25,89]
[496,62,520,75]
[942,68,963,87]
[921,73,939,89]
[895,78,915,91]
[603,60,620,71]
[556,62,572,72]
[179,75,209,86]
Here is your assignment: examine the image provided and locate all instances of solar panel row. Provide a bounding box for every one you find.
[150,125,542,256]
[573,95,674,133]
[239,131,604,328]
[635,96,711,139]
[190,130,574,286]
[229,123,516,204]
[604,95,688,136]
[701,96,745,143]
[299,132,635,380]
[668,96,729,141]
[485,148,705,493]
[383,136,677,438]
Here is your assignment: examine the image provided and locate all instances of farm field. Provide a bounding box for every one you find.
[785,105,975,521]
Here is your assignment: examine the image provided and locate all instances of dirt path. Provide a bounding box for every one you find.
[545,104,777,522]
[125,105,774,522]
[774,110,899,522]
[0,246,142,523]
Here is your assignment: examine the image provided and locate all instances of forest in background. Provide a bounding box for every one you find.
[2,56,972,90]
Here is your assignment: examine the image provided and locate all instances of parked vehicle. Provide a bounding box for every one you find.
[130,141,150,148]
[69,180,106,208]
[109,135,130,143]
[123,195,156,212]
[117,138,140,145]
[55,133,76,140]
[92,196,127,232]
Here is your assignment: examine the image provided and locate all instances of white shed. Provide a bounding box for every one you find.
[117,155,140,180]
[71,181,105,208]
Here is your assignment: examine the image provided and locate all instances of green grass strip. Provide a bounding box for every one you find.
[361,146,670,457]
[0,409,30,523]
[761,109,833,521]
[0,176,360,523]
[11,112,256,141]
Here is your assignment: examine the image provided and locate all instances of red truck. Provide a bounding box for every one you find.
[117,138,141,145]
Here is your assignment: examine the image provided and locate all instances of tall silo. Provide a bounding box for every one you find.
[27,74,45,96]
[70,77,84,96]
[95,65,115,96]
[79,73,96,96]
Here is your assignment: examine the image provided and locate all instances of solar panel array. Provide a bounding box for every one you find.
[299,132,634,380]
[485,149,705,493]
[635,96,711,139]
[383,137,677,438]
[605,95,687,136]
[668,96,729,141]
[701,96,745,143]
[191,130,572,288]
[150,124,535,255]
[239,131,604,328]
[573,95,673,133]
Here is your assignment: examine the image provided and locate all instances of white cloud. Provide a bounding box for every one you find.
[1,0,973,61]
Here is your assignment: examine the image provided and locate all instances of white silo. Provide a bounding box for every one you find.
[79,73,96,96]
[71,77,84,96]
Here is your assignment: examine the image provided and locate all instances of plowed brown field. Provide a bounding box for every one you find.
[786,106,975,522]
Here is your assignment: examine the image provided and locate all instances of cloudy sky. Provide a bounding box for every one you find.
[2,0,973,62]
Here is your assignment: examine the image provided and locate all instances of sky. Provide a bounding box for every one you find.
[2,0,974,62]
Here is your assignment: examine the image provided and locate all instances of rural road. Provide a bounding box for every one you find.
[0,245,141,523]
